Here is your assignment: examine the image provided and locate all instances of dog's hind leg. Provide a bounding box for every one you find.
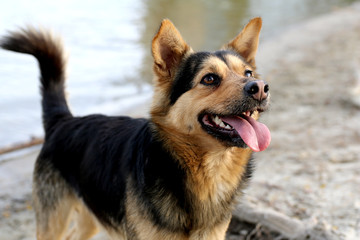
[34,197,75,240]
[64,202,99,240]
[32,161,76,240]
[33,188,76,240]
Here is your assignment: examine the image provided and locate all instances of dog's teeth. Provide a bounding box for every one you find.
[224,125,231,130]
[212,115,232,129]
[213,116,222,125]
[243,111,251,116]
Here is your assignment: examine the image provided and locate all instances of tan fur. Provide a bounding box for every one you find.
[64,203,99,240]
[33,194,76,240]
[151,19,194,116]
[152,19,192,79]
[224,17,262,67]
[33,184,99,240]
[125,183,188,240]
[147,17,263,239]
[125,181,233,240]
[152,50,258,203]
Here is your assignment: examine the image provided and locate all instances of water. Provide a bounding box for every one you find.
[0,0,357,149]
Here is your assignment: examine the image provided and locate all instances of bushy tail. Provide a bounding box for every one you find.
[1,27,72,133]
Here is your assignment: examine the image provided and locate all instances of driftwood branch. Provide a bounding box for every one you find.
[232,202,333,240]
[0,137,43,155]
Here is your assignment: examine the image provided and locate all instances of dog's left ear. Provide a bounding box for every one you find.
[152,19,191,79]
[225,17,262,67]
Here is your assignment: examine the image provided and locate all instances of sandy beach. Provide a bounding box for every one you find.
[1,2,360,240]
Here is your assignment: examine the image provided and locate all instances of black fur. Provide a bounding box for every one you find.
[37,115,188,230]
[170,52,211,104]
[0,29,189,231]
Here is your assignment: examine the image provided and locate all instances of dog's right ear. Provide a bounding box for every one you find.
[152,19,191,79]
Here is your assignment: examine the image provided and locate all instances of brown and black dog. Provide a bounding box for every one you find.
[1,17,270,240]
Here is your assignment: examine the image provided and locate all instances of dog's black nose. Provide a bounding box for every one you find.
[244,80,269,101]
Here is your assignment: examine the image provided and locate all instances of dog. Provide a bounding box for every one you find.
[1,17,270,240]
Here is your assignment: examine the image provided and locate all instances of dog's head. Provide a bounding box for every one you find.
[151,18,270,152]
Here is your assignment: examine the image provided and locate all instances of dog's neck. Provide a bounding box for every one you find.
[150,120,252,203]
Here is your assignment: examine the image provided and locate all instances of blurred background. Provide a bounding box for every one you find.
[0,0,358,150]
[1,1,360,239]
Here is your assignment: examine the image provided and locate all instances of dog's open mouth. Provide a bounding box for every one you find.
[200,111,271,152]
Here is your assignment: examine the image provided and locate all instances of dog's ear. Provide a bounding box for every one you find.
[225,17,262,67]
[152,19,191,78]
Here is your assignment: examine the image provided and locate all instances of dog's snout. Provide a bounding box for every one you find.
[244,80,269,101]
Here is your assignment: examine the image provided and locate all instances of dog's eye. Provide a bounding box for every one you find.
[201,74,220,86]
[245,70,253,78]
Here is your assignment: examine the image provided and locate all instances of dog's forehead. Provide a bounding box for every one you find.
[213,50,245,66]
[206,50,250,74]
[217,52,251,74]
[183,50,246,72]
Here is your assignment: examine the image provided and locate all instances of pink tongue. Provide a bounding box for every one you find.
[222,115,271,152]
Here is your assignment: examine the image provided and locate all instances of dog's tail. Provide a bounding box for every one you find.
[1,27,72,133]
